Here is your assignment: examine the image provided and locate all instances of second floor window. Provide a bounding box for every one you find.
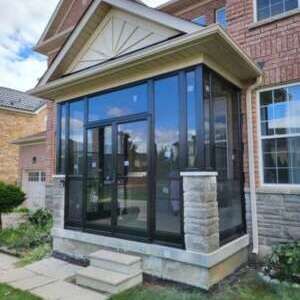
[215,7,227,29]
[257,0,298,21]
[193,15,207,26]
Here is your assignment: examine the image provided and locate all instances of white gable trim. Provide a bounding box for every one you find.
[66,8,179,73]
[39,0,201,86]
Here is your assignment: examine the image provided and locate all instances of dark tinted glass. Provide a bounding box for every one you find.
[69,100,84,175]
[186,71,197,168]
[89,84,147,121]
[68,179,83,224]
[116,121,148,231]
[154,75,181,235]
[59,104,67,174]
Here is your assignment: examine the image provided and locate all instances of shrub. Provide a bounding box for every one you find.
[29,209,53,228]
[0,182,26,229]
[265,241,300,282]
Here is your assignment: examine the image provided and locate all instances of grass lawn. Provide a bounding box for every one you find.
[0,283,41,300]
[112,268,300,300]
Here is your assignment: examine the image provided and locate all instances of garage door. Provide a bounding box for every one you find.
[22,171,46,210]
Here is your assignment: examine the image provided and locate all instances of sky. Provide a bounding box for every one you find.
[0,0,168,92]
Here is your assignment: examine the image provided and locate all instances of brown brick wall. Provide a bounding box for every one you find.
[175,0,226,25]
[172,0,300,188]
[45,101,56,182]
[0,107,47,185]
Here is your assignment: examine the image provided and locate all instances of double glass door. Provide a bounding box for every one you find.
[85,119,149,236]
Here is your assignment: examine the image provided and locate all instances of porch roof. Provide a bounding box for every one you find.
[30,24,262,100]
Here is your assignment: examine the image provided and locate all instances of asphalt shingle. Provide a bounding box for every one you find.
[0,87,46,112]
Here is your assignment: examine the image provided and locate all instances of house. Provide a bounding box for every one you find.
[29,0,300,290]
[0,87,49,209]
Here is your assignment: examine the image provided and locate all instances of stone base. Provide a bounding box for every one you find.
[1,213,28,229]
[52,228,249,290]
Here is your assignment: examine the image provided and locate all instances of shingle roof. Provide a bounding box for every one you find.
[0,87,46,113]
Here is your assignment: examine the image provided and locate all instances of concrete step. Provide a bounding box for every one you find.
[76,266,142,295]
[89,250,142,275]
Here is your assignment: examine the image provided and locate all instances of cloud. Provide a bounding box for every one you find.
[0,0,169,92]
[0,0,60,91]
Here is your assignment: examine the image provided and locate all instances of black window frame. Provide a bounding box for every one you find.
[56,64,245,247]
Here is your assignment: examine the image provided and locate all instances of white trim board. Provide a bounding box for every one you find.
[38,0,202,86]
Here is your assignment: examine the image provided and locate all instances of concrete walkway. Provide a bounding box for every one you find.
[0,253,107,300]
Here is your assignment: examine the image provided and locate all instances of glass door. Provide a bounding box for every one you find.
[86,126,113,230]
[116,120,149,235]
[85,119,149,236]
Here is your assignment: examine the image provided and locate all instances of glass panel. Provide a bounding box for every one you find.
[154,75,181,235]
[59,104,66,174]
[69,100,84,175]
[68,179,83,223]
[208,71,244,240]
[260,85,300,185]
[88,84,147,121]
[187,71,197,168]
[216,7,227,29]
[86,127,113,227]
[193,15,206,26]
[257,0,298,21]
[117,121,148,231]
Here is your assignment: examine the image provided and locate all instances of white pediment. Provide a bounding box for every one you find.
[67,8,179,73]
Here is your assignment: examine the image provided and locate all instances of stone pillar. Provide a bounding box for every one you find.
[181,172,219,253]
[46,175,65,229]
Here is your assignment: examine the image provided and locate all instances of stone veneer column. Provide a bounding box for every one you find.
[46,175,65,229]
[181,172,220,253]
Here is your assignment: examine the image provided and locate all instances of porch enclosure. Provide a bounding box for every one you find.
[56,64,245,247]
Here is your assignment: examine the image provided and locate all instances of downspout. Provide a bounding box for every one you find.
[246,75,262,255]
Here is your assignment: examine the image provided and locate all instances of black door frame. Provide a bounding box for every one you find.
[83,113,152,241]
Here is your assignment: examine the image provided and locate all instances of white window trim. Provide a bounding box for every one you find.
[257,82,300,188]
[253,0,300,23]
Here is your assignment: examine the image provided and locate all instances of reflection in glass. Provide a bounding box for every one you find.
[69,100,84,175]
[68,179,82,223]
[187,71,197,168]
[260,84,300,184]
[86,127,113,227]
[89,84,147,121]
[206,70,244,240]
[117,121,148,231]
[154,75,181,235]
[59,104,66,174]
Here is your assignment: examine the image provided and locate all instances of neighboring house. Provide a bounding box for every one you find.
[0,87,47,209]
[29,0,300,290]
[12,132,47,210]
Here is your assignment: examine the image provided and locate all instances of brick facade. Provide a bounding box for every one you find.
[0,108,47,184]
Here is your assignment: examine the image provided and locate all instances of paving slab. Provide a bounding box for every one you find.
[10,274,56,291]
[25,257,83,280]
[0,253,19,270]
[0,268,35,284]
[32,281,108,300]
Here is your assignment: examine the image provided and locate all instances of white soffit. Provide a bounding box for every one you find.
[67,8,179,73]
[38,0,202,86]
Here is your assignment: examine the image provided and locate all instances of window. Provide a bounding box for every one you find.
[28,172,39,182]
[257,0,298,21]
[41,172,46,182]
[193,15,207,26]
[259,84,300,184]
[88,83,147,122]
[215,7,227,29]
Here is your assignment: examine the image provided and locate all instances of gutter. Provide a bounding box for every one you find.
[246,75,263,254]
